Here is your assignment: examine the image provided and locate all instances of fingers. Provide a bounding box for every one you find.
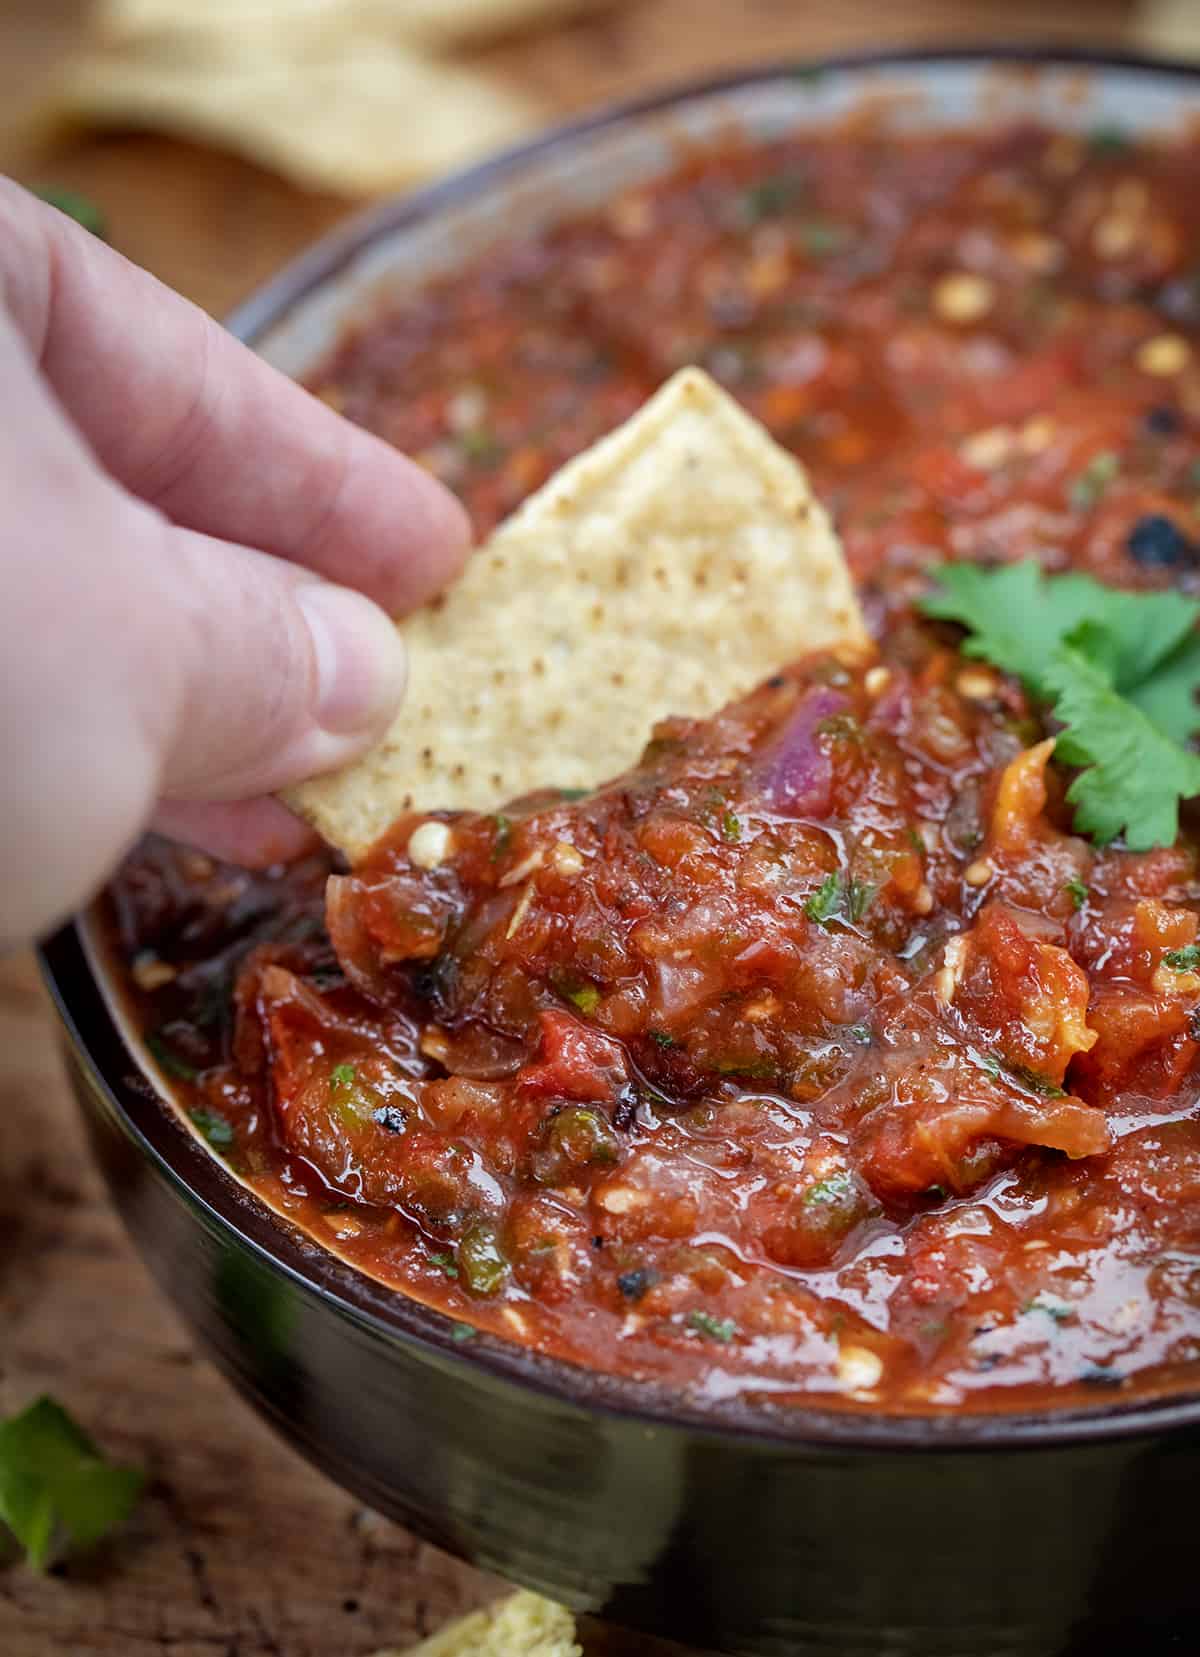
[0,179,472,616]
[0,309,405,942]
[142,515,408,803]
[149,799,320,868]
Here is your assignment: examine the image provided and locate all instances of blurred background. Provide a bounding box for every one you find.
[1,0,1195,316]
[1,2,1198,1656]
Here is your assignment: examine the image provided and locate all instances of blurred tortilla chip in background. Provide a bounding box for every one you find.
[26,0,626,195]
[99,0,615,52]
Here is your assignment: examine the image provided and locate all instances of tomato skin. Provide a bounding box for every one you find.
[518,1011,629,1104]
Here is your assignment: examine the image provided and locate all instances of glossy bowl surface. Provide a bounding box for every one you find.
[41,49,1200,1657]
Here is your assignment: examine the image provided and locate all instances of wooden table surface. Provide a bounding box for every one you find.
[0,2,1187,1653]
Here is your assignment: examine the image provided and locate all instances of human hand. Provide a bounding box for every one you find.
[0,180,470,949]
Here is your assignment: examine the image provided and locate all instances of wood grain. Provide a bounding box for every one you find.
[0,1,1170,1651]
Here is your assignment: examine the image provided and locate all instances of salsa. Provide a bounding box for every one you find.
[108,121,1200,1413]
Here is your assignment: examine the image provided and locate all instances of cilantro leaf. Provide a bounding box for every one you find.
[1126,631,1200,744]
[1063,589,1198,697]
[0,1398,143,1569]
[1043,646,1200,849]
[923,562,1200,708]
[921,562,1200,848]
[922,562,1057,694]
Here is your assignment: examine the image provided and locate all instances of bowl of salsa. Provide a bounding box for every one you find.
[40,48,1200,1656]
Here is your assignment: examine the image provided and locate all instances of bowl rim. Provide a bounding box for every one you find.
[55,40,1200,1456]
[227,41,1200,346]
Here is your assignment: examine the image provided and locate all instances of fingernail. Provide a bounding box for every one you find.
[296,583,407,736]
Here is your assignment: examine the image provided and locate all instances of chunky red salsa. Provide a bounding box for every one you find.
[108,122,1200,1412]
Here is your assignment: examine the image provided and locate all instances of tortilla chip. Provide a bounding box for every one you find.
[288,367,868,861]
[99,0,617,52]
[375,1591,579,1657]
[94,0,343,47]
[57,37,536,195]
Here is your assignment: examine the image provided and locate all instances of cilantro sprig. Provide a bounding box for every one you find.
[0,1398,143,1569]
[922,561,1200,849]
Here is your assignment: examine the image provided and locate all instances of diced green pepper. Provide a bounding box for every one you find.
[457,1221,510,1297]
[531,1107,620,1186]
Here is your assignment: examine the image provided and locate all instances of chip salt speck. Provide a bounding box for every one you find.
[288,368,868,861]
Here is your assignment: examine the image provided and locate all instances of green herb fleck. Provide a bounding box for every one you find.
[720,810,742,844]
[802,1171,854,1206]
[846,878,876,923]
[459,427,499,462]
[1064,878,1090,912]
[450,1322,476,1342]
[1164,944,1200,972]
[685,1310,737,1344]
[714,1057,780,1080]
[35,188,106,238]
[984,1055,1066,1099]
[146,1032,198,1082]
[566,983,601,1015]
[649,1029,679,1049]
[804,872,842,925]
[429,1252,459,1279]
[0,1397,143,1570]
[741,172,802,221]
[798,218,849,256]
[491,814,512,859]
[803,871,874,926]
[330,1063,357,1089]
[1089,124,1129,152]
[189,1108,234,1151]
[1069,449,1120,511]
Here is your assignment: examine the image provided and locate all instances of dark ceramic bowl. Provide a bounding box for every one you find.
[40,49,1200,1657]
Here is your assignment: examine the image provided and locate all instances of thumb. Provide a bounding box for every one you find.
[146,515,408,804]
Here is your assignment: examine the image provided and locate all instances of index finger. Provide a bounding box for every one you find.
[0,179,471,615]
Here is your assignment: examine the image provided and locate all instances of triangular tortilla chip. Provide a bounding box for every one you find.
[94,0,615,54]
[288,367,868,860]
[55,30,535,195]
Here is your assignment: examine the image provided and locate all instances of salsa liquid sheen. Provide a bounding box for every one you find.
[109,122,1200,1413]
